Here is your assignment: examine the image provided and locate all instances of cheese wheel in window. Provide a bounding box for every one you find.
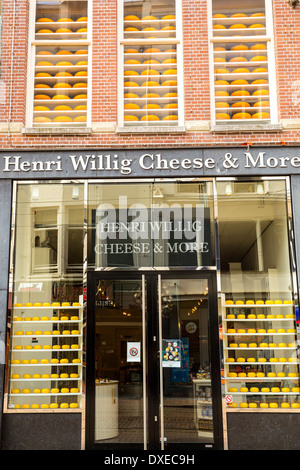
[124,115,139,121]
[124,70,139,76]
[37,29,54,34]
[56,50,73,55]
[73,82,87,88]
[141,15,157,20]
[229,24,247,29]
[56,61,73,66]
[141,115,160,121]
[74,116,86,122]
[216,113,230,119]
[229,57,248,62]
[55,28,72,33]
[232,68,250,74]
[250,43,267,50]
[231,101,250,107]
[250,56,267,62]
[213,24,226,30]
[124,15,140,21]
[215,102,230,108]
[231,44,249,51]
[37,18,54,22]
[231,90,250,96]
[249,24,265,29]
[124,81,139,87]
[252,112,270,119]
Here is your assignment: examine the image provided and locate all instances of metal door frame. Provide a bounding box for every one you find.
[85,269,223,451]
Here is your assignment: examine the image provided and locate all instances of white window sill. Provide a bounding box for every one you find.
[22,127,92,135]
[211,123,282,133]
[116,126,186,134]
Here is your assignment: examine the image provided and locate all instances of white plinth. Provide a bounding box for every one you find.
[95,381,119,440]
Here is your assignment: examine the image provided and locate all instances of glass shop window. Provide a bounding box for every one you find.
[119,0,183,128]
[210,0,278,126]
[29,0,89,128]
[5,182,85,412]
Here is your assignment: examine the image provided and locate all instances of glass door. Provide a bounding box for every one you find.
[158,273,223,450]
[86,270,223,450]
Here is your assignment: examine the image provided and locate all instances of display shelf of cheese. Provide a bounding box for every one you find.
[211,9,270,123]
[213,42,270,122]
[123,46,178,125]
[124,17,176,40]
[8,301,83,411]
[33,48,88,126]
[222,298,300,410]
[35,15,88,41]
[212,12,266,37]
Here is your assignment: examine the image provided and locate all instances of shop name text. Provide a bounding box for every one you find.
[2,151,300,175]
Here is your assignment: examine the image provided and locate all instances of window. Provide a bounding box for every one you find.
[217,178,300,411]
[209,0,277,126]
[6,182,84,412]
[28,0,90,128]
[118,0,184,128]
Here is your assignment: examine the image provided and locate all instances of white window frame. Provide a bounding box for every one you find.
[117,0,185,130]
[26,0,92,130]
[207,0,279,129]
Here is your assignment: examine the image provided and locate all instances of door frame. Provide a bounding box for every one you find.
[85,269,224,451]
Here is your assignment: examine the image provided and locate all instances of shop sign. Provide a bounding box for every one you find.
[94,196,210,261]
[2,148,300,178]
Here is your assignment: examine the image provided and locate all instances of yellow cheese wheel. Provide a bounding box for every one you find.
[269,403,278,408]
[260,403,269,408]
[60,403,69,408]
[70,403,79,408]
[50,403,59,408]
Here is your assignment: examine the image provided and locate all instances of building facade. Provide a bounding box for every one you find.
[0,0,300,451]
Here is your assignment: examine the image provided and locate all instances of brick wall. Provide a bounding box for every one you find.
[0,0,299,150]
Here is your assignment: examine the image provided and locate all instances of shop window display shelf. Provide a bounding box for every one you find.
[122,4,179,126]
[211,6,273,125]
[32,0,89,128]
[7,302,83,412]
[222,297,300,410]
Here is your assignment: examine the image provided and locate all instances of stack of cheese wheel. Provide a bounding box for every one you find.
[123,10,178,124]
[35,13,88,40]
[213,10,270,122]
[33,47,88,126]
[224,296,299,409]
[9,300,82,410]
